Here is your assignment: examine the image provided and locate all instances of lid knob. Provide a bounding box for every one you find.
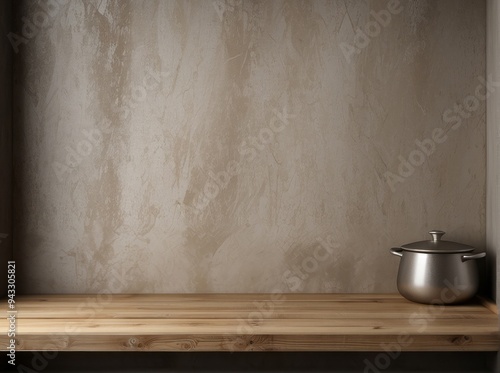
[429,230,445,242]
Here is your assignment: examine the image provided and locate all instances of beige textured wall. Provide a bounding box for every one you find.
[1,0,13,297]
[14,0,486,294]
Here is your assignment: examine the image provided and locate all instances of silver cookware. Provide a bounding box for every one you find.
[390,230,485,304]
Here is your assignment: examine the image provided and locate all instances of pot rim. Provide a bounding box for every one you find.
[398,246,474,254]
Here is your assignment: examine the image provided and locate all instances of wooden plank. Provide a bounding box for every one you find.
[15,305,492,316]
[13,298,494,318]
[5,297,497,319]
[2,294,498,352]
[477,295,498,315]
[4,318,498,335]
[6,334,500,352]
[13,309,495,320]
[10,294,489,305]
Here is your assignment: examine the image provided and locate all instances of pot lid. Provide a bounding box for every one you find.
[400,230,475,253]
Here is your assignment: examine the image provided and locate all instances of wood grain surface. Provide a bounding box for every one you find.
[1,294,498,352]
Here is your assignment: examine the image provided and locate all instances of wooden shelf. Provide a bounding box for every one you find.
[2,294,498,352]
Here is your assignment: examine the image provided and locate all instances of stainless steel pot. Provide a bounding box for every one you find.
[390,230,485,304]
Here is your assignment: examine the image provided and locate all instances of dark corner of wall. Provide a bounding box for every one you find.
[0,0,14,298]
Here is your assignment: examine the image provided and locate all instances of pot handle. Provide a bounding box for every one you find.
[461,252,486,262]
[390,247,404,258]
